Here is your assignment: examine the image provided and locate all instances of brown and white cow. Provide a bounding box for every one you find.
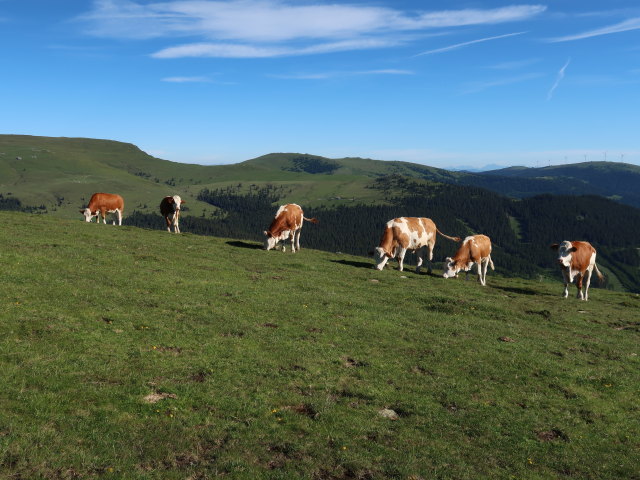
[80,193,124,225]
[442,234,495,286]
[551,240,604,300]
[160,195,185,233]
[264,204,318,252]
[373,217,460,273]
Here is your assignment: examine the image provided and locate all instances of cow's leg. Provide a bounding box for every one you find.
[481,258,489,286]
[426,241,435,274]
[476,262,483,285]
[561,269,570,298]
[575,273,584,300]
[415,247,424,274]
[397,248,407,271]
[100,208,107,224]
[294,229,301,252]
[290,231,296,253]
[583,268,592,301]
[117,209,122,226]
[174,212,180,233]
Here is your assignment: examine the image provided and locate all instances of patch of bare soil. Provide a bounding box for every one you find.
[536,429,569,442]
[143,392,177,403]
[342,356,367,368]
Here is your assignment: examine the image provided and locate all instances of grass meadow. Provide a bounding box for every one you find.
[1,211,638,479]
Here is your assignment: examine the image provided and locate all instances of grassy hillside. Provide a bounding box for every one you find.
[1,211,638,479]
[0,135,222,219]
[5,136,640,218]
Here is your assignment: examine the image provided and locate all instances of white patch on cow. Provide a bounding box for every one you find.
[81,207,95,223]
[275,205,286,218]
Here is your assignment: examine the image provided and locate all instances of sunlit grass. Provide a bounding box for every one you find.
[1,211,638,479]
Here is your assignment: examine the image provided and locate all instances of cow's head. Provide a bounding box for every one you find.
[167,195,184,211]
[80,208,95,222]
[442,257,460,279]
[264,231,276,250]
[551,241,576,268]
[373,246,393,270]
[264,229,291,251]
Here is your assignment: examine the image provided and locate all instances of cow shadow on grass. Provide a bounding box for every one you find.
[226,240,263,250]
[331,259,374,269]
[492,285,538,296]
[331,259,440,275]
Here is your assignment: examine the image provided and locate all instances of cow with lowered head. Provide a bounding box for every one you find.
[264,203,318,252]
[80,193,124,225]
[160,195,185,233]
[373,217,460,273]
[551,240,604,300]
[442,234,494,286]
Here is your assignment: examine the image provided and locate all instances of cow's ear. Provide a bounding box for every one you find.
[180,199,185,204]
[550,243,559,251]
[445,257,452,262]
[167,197,174,204]
[569,246,578,253]
[263,230,268,236]
[79,209,84,214]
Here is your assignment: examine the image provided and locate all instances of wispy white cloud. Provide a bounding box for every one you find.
[152,39,398,58]
[547,58,571,100]
[162,76,211,83]
[461,72,543,94]
[271,69,414,80]
[415,32,526,56]
[486,58,541,70]
[78,1,546,58]
[549,17,640,42]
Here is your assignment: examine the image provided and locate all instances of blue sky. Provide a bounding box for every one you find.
[1,0,639,168]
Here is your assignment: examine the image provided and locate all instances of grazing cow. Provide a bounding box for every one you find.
[442,234,495,286]
[264,204,318,252]
[160,195,185,233]
[80,193,124,225]
[373,217,460,273]
[551,240,604,300]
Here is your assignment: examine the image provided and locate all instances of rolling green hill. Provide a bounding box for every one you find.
[1,211,638,479]
[2,134,639,292]
[5,135,640,219]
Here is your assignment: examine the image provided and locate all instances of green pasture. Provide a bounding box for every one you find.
[0,211,638,479]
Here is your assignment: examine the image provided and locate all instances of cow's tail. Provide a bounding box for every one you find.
[488,255,495,271]
[304,216,319,224]
[593,263,604,283]
[436,228,461,243]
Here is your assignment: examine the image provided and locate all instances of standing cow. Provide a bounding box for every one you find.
[373,217,460,273]
[160,195,185,233]
[442,234,495,286]
[551,240,604,300]
[264,204,318,252]
[80,193,124,225]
